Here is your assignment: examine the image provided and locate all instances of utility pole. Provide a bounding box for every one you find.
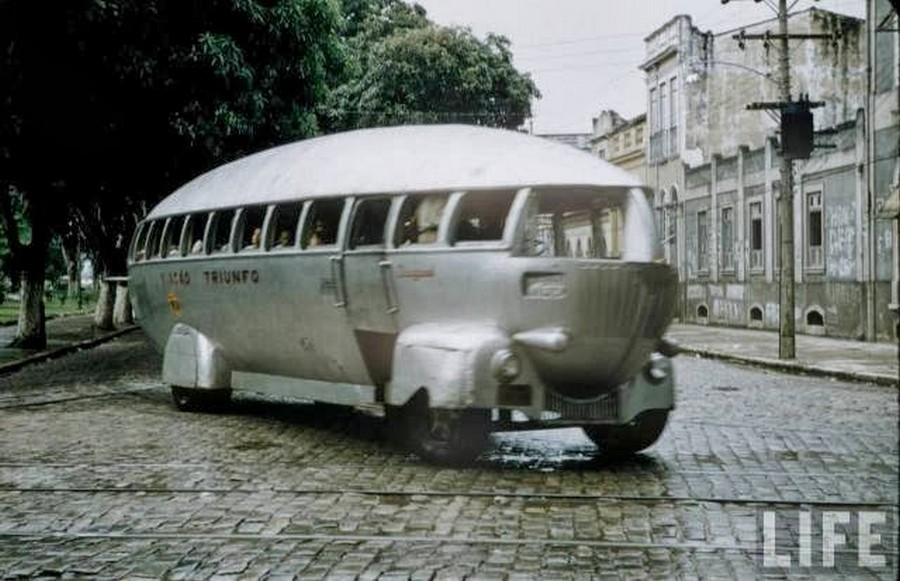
[728,0,835,359]
[775,0,795,360]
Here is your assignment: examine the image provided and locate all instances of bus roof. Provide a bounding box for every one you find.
[146,124,644,219]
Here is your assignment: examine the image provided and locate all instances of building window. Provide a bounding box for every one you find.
[697,210,708,273]
[649,87,660,162]
[749,201,763,271]
[806,191,823,269]
[720,206,734,272]
[659,82,668,157]
[668,75,678,155]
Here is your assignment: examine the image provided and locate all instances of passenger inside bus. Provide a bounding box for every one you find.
[308,221,328,247]
[303,199,342,248]
[454,190,515,242]
[274,230,291,248]
[243,227,261,251]
[398,194,447,245]
[268,202,302,250]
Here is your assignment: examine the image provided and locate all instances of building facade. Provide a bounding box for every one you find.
[868,0,900,338]
[591,110,648,182]
[638,5,898,341]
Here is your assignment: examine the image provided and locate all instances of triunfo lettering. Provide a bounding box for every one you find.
[203,269,260,285]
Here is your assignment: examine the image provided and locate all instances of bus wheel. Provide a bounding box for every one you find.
[583,409,669,457]
[171,386,231,412]
[388,392,491,465]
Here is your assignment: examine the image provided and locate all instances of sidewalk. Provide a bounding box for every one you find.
[0,314,137,374]
[0,315,896,387]
[667,323,898,387]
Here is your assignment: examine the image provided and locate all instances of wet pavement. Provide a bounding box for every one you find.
[0,331,896,579]
[0,317,896,578]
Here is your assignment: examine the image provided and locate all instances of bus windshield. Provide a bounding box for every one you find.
[517,187,659,261]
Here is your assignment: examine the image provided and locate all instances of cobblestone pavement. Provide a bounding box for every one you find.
[0,333,896,579]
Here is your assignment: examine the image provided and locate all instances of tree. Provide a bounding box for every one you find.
[325,0,539,131]
[1,0,346,342]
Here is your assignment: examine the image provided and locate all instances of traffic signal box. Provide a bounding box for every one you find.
[781,100,814,160]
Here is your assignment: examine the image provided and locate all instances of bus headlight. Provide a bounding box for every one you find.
[644,353,669,384]
[491,349,521,383]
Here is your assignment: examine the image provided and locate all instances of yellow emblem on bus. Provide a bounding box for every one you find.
[166,292,181,317]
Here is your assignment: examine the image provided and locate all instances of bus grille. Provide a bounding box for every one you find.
[545,390,618,420]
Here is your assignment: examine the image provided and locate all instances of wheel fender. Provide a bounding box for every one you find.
[387,323,511,408]
[162,323,231,389]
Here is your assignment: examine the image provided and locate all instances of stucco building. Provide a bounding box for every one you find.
[636,4,898,341]
[591,111,648,182]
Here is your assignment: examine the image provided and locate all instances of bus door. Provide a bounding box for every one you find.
[339,196,399,386]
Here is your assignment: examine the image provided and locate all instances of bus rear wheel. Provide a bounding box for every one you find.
[171,386,231,412]
[387,392,491,465]
[583,409,669,457]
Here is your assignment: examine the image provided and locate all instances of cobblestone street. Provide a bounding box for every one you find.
[0,331,896,579]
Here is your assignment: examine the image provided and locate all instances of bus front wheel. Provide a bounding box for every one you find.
[387,391,491,465]
[171,386,231,412]
[583,409,669,457]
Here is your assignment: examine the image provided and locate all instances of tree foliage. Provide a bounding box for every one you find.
[0,0,539,346]
[325,0,540,130]
[0,0,346,343]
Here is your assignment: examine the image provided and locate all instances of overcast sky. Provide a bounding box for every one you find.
[413,0,866,134]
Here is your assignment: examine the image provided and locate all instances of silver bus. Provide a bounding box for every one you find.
[127,124,678,464]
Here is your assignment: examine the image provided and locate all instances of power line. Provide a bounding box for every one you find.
[526,61,640,74]
[515,45,645,63]
[514,30,647,50]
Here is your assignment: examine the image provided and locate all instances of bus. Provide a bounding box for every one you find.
[127,124,679,464]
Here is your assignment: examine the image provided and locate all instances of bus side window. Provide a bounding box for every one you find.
[395,194,448,246]
[349,198,391,249]
[453,190,516,243]
[268,202,303,250]
[238,206,266,252]
[161,215,185,258]
[302,199,343,248]
[185,212,209,255]
[132,223,149,261]
[210,209,236,254]
[144,220,163,260]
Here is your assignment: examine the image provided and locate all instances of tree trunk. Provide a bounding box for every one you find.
[113,282,132,326]
[13,271,46,349]
[61,237,81,299]
[94,278,115,330]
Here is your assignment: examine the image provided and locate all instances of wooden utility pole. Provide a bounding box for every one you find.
[775,0,795,360]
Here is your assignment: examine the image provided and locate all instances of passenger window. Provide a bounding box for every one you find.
[161,216,185,258]
[210,209,236,254]
[268,202,302,250]
[185,213,209,255]
[518,188,627,259]
[453,190,516,243]
[302,199,343,248]
[396,194,448,246]
[132,223,149,261]
[349,198,391,249]
[144,221,163,260]
[238,206,266,252]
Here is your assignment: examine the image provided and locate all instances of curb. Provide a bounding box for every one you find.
[0,325,139,376]
[680,346,899,388]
